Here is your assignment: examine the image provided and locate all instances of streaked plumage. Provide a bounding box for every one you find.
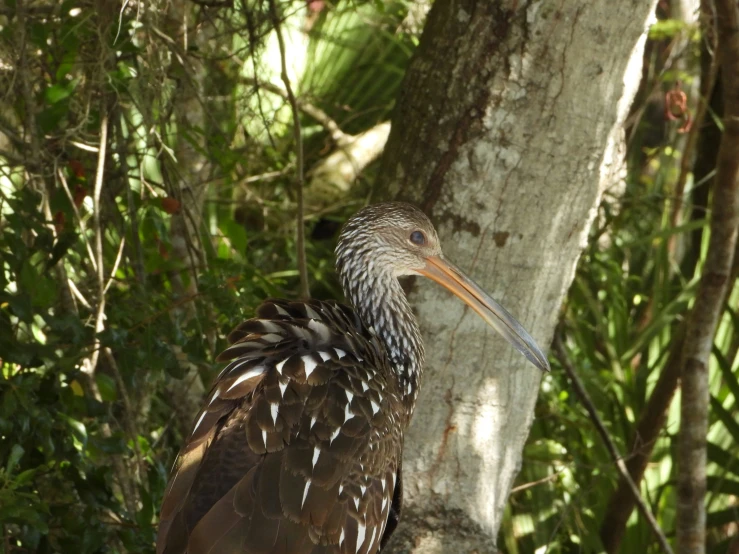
[157,202,549,554]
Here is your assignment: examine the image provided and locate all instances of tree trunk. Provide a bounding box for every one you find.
[375,0,657,551]
[677,2,739,553]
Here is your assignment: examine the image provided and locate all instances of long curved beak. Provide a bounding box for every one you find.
[418,256,550,372]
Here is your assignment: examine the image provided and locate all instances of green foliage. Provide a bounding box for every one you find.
[1,1,737,553]
[0,0,418,551]
[500,20,739,554]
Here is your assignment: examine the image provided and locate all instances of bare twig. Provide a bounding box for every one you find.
[241,76,350,145]
[104,237,126,294]
[268,0,310,299]
[243,167,293,184]
[114,113,145,285]
[80,110,109,386]
[677,2,739,553]
[56,166,98,272]
[552,333,674,554]
[69,140,101,153]
[68,279,93,310]
[510,472,562,493]
[600,322,685,552]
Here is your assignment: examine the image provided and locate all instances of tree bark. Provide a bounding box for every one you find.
[375,0,657,550]
[677,2,739,553]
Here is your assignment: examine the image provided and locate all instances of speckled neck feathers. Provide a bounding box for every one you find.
[335,209,425,413]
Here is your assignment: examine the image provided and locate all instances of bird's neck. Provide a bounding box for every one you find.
[343,269,424,419]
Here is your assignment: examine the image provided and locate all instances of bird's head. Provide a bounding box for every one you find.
[336,202,550,372]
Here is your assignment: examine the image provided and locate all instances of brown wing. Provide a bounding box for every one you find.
[157,300,403,554]
[379,465,402,551]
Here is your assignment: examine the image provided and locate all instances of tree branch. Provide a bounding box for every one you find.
[241,77,351,146]
[80,109,109,390]
[552,333,674,554]
[600,322,684,552]
[677,2,739,552]
[268,0,310,299]
[114,112,146,285]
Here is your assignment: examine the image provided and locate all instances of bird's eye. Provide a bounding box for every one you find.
[409,230,426,246]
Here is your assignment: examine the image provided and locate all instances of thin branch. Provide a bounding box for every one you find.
[69,140,101,153]
[241,76,351,145]
[268,0,309,299]
[510,472,562,494]
[678,1,739,552]
[104,236,126,294]
[68,279,93,310]
[80,110,109,384]
[243,167,293,184]
[552,333,674,554]
[57,165,98,272]
[114,113,145,285]
[600,322,685,552]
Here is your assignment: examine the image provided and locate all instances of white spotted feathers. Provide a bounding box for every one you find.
[158,203,445,554]
[157,299,408,554]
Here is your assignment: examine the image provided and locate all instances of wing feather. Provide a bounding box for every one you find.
[156,299,404,554]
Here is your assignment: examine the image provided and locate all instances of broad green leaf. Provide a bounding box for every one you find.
[711,396,739,444]
[5,444,24,474]
[221,219,248,258]
[707,442,739,477]
[44,81,77,105]
[706,476,739,497]
[713,345,739,405]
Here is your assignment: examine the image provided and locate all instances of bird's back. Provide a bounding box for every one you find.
[157,299,405,554]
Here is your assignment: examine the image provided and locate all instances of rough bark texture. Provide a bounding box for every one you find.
[374,0,657,550]
[677,2,739,553]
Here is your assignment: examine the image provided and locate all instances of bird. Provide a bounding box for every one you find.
[156,201,549,554]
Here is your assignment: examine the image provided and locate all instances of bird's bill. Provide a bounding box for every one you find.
[419,256,550,372]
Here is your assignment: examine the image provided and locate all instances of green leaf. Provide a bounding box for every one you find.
[44,81,77,105]
[711,396,739,444]
[713,345,739,405]
[14,468,38,486]
[707,442,739,477]
[221,219,248,258]
[706,476,739,497]
[56,50,78,81]
[648,19,688,40]
[5,444,24,474]
[18,261,57,308]
[58,413,88,449]
[95,373,117,402]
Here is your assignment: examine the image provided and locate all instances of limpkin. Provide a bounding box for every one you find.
[157,202,549,554]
